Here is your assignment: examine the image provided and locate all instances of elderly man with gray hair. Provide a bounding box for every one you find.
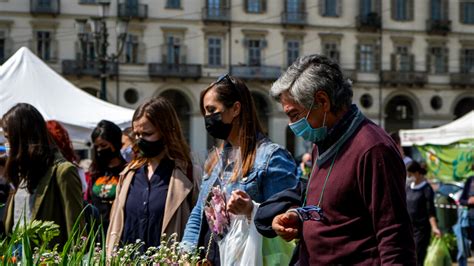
[254,54,416,265]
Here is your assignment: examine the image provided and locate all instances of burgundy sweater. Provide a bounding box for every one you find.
[300,120,416,265]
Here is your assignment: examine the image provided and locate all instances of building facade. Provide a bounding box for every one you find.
[0,0,473,158]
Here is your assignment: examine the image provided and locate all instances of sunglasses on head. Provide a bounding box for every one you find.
[215,73,237,90]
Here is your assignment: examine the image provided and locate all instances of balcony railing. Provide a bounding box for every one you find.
[118,3,148,19]
[230,65,282,81]
[30,0,60,15]
[356,12,381,31]
[202,7,231,22]
[62,60,118,76]
[381,71,427,86]
[450,73,474,86]
[426,19,451,35]
[148,63,202,79]
[281,11,307,26]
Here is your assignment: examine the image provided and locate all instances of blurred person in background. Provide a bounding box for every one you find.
[1,103,83,247]
[46,120,87,195]
[296,152,312,181]
[390,131,413,167]
[459,163,474,249]
[121,127,135,163]
[106,96,200,255]
[406,160,441,265]
[88,120,127,233]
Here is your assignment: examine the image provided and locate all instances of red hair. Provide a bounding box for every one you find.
[46,120,78,163]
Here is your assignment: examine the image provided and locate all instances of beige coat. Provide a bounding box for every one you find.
[106,159,200,256]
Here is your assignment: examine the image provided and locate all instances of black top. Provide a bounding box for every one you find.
[121,158,174,249]
[460,176,474,219]
[406,182,436,231]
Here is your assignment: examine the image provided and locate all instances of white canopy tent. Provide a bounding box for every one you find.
[400,110,474,146]
[0,47,134,147]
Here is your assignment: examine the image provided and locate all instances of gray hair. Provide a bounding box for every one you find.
[270,54,353,113]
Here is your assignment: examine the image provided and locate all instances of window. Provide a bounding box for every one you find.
[427,46,447,74]
[36,31,52,61]
[361,0,373,16]
[321,0,339,17]
[37,0,52,8]
[358,44,375,72]
[208,0,224,17]
[323,42,340,62]
[79,0,96,4]
[461,48,474,73]
[248,39,262,66]
[391,0,413,21]
[461,1,474,24]
[124,34,139,64]
[394,46,411,71]
[431,0,442,20]
[286,40,300,66]
[246,0,265,13]
[208,37,222,67]
[166,0,181,9]
[166,35,182,64]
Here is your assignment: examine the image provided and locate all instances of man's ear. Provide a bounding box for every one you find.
[232,101,241,118]
[314,90,331,112]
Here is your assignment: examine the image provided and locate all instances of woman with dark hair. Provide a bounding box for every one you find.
[88,120,126,233]
[406,161,442,265]
[46,120,87,194]
[1,103,83,247]
[106,96,200,255]
[181,74,298,264]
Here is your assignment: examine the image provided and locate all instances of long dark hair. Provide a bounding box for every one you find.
[129,96,192,171]
[200,75,263,182]
[2,103,56,193]
[90,120,123,175]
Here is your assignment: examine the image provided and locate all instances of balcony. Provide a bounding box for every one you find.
[381,71,427,86]
[281,11,307,26]
[426,19,451,35]
[202,7,231,22]
[450,73,474,87]
[118,3,148,20]
[148,63,202,79]
[356,12,381,31]
[30,0,60,15]
[62,60,118,77]
[230,65,282,81]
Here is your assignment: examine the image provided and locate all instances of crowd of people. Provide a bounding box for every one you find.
[0,54,455,265]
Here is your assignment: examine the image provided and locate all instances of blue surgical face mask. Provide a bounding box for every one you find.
[289,102,328,143]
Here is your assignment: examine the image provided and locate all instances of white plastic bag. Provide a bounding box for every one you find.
[218,202,262,266]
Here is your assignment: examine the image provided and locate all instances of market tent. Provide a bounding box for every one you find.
[400,111,474,181]
[0,47,134,146]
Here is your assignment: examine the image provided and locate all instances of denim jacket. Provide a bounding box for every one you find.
[182,137,298,248]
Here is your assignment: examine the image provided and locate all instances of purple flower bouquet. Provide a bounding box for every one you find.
[204,186,231,241]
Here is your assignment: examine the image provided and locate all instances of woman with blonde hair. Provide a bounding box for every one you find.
[106,96,200,255]
[182,74,298,265]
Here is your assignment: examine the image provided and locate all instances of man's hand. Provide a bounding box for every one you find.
[227,190,253,218]
[468,196,474,205]
[272,211,301,242]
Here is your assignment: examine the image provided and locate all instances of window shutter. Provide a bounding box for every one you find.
[243,38,249,47]
[161,44,167,64]
[426,47,432,73]
[319,0,325,16]
[409,54,415,71]
[262,0,267,12]
[374,44,380,72]
[391,0,396,20]
[460,49,465,72]
[374,0,381,13]
[51,39,58,61]
[74,40,82,60]
[442,0,449,20]
[391,53,396,71]
[443,47,449,73]
[300,0,305,11]
[244,0,248,12]
[336,0,342,17]
[137,42,145,64]
[261,39,268,48]
[355,44,361,70]
[180,44,187,64]
[408,0,414,20]
[460,2,465,24]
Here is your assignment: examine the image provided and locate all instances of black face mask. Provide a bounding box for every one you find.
[137,138,165,158]
[96,147,116,165]
[204,112,233,140]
